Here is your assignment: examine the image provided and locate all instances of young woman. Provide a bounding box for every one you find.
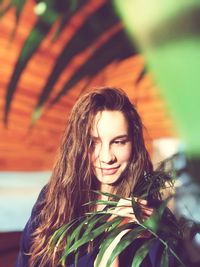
[16,87,180,267]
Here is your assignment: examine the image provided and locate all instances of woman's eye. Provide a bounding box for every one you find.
[90,139,100,147]
[113,140,128,145]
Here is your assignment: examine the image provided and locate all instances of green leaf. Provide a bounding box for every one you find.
[105,226,145,267]
[95,222,134,267]
[4,0,84,124]
[32,1,121,121]
[74,251,80,267]
[12,0,27,24]
[64,214,106,252]
[143,198,167,232]
[52,1,87,42]
[61,215,102,266]
[131,197,143,223]
[160,248,169,267]
[131,238,156,267]
[49,29,135,107]
[49,218,79,248]
[60,216,122,265]
[58,215,99,265]
[83,214,108,235]
[91,190,130,201]
[115,0,200,157]
[70,214,110,247]
[4,15,59,124]
[82,199,118,207]
[64,219,87,250]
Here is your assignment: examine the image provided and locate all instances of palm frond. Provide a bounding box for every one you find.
[160,248,169,267]
[105,226,146,267]
[95,222,136,267]
[60,216,123,266]
[50,177,185,267]
[32,1,121,120]
[4,0,85,125]
[130,238,157,267]
[48,29,135,108]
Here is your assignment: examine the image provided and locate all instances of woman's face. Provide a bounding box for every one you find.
[90,110,132,192]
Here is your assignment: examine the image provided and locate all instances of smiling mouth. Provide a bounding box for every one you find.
[96,166,120,175]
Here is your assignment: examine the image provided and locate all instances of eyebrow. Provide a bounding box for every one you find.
[91,134,129,140]
[113,134,129,140]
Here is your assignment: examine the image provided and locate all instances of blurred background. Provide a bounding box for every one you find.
[0,0,199,266]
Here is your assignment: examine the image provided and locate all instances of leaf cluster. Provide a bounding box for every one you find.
[0,0,139,125]
[49,186,185,267]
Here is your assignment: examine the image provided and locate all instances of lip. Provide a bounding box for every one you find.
[96,166,120,175]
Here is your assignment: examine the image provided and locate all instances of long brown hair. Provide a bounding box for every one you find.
[29,87,153,266]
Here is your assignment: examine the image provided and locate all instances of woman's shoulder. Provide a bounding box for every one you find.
[31,185,47,218]
[15,186,48,267]
[23,185,47,237]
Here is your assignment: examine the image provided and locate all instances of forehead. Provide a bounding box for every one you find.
[91,110,129,137]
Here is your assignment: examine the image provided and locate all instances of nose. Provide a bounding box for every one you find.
[98,145,116,164]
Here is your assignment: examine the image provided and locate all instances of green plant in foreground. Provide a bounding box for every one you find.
[49,171,186,267]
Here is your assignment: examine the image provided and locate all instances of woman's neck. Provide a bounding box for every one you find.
[100,183,114,194]
[96,184,115,211]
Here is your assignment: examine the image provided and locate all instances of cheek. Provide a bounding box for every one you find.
[117,145,132,162]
